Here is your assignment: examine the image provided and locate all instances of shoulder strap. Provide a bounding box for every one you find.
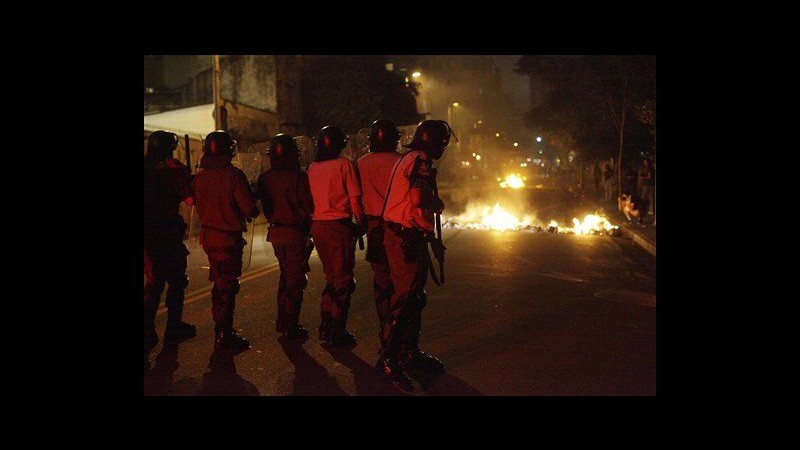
[380,151,413,217]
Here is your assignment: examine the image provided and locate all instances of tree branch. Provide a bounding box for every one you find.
[607,96,621,132]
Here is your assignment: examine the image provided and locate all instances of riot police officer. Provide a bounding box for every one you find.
[379,120,450,391]
[256,134,314,340]
[193,130,259,351]
[144,130,196,348]
[307,126,366,346]
[357,119,402,355]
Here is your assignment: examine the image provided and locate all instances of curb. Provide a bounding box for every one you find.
[620,224,656,257]
[583,197,656,258]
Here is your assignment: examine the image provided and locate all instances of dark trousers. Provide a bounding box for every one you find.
[272,241,310,328]
[366,218,394,347]
[311,219,356,321]
[382,223,429,359]
[200,228,245,334]
[144,239,189,329]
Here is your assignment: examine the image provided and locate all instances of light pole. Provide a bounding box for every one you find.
[447,102,459,157]
[447,102,459,129]
[213,55,223,130]
[412,70,428,117]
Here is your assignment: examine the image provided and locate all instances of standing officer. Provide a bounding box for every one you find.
[308,125,366,346]
[193,130,259,351]
[357,119,402,355]
[379,120,450,391]
[144,130,197,348]
[256,134,314,340]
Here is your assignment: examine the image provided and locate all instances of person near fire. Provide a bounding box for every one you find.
[379,119,450,391]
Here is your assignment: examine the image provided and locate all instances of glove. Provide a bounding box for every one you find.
[433,197,445,214]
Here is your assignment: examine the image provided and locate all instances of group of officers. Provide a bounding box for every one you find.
[144,119,451,391]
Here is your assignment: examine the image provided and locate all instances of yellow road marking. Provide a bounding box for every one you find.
[156,262,280,315]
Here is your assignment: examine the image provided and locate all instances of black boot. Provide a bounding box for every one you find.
[375,356,414,392]
[164,320,197,342]
[328,318,356,347]
[402,349,445,374]
[283,315,309,341]
[214,330,250,352]
[284,324,309,340]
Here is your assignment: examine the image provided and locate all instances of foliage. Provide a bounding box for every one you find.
[301,56,422,135]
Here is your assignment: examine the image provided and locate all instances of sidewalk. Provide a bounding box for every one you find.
[584,195,656,258]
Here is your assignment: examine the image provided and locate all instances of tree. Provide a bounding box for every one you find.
[301,56,421,135]
[515,55,656,194]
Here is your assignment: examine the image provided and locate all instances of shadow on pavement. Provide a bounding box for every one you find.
[278,338,348,396]
[144,342,180,396]
[198,349,260,396]
[323,346,406,396]
[409,368,484,396]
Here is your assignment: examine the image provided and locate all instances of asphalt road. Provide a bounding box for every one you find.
[145,186,656,396]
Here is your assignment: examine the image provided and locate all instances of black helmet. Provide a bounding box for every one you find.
[405,120,451,159]
[369,119,400,153]
[315,125,348,161]
[268,133,300,170]
[203,130,237,156]
[145,130,178,162]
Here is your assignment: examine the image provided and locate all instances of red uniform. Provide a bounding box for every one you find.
[381,150,439,361]
[143,157,192,334]
[357,151,402,349]
[256,168,314,334]
[308,156,364,342]
[193,154,259,334]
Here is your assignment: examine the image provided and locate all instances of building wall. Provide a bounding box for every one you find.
[219,99,281,151]
[220,55,277,113]
[275,55,307,135]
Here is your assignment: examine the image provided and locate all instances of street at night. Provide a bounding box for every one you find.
[145,54,656,396]
[144,186,655,396]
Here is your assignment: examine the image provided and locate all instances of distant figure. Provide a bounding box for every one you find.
[638,158,655,215]
[357,119,402,355]
[308,125,366,347]
[593,162,602,197]
[256,134,314,340]
[618,193,649,223]
[603,162,614,201]
[625,162,638,199]
[193,130,259,352]
[144,130,196,349]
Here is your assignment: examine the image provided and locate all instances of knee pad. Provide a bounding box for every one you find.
[332,284,350,298]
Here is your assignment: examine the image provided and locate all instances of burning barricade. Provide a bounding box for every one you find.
[443,203,620,236]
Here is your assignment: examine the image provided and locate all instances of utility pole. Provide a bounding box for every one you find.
[213,55,223,130]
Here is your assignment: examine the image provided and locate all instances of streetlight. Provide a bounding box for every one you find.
[412,71,421,78]
[536,136,542,143]
[513,142,519,147]
[447,102,460,127]
[496,132,501,138]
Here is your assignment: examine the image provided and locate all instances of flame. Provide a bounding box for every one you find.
[545,214,619,235]
[448,203,534,231]
[445,205,619,236]
[499,173,525,189]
